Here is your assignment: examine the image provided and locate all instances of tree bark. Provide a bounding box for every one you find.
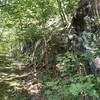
[68,0,100,76]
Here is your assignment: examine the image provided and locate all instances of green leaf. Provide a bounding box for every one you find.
[69,83,83,96]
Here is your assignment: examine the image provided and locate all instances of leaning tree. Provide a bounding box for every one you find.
[68,0,100,76]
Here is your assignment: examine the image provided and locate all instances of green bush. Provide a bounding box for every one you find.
[41,52,99,100]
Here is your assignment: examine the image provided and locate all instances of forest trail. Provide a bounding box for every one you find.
[0,54,29,100]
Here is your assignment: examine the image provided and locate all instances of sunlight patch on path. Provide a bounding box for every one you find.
[0,55,28,100]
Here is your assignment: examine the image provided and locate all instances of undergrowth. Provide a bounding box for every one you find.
[39,51,100,100]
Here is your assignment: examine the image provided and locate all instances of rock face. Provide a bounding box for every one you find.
[94,56,100,76]
[95,56,100,69]
[88,56,100,76]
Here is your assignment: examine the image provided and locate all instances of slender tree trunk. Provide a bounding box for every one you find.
[57,0,69,27]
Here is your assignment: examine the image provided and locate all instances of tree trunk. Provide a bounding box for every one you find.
[71,0,100,34]
[68,0,100,75]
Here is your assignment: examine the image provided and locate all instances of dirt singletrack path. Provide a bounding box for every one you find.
[0,54,29,100]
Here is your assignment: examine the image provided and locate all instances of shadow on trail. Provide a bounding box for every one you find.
[0,55,29,100]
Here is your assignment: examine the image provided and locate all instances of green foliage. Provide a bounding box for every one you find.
[65,0,80,13]
[40,52,99,99]
[56,52,82,76]
[0,0,100,99]
[69,83,97,97]
[41,75,99,99]
[13,91,29,100]
[0,0,80,63]
[95,49,100,57]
